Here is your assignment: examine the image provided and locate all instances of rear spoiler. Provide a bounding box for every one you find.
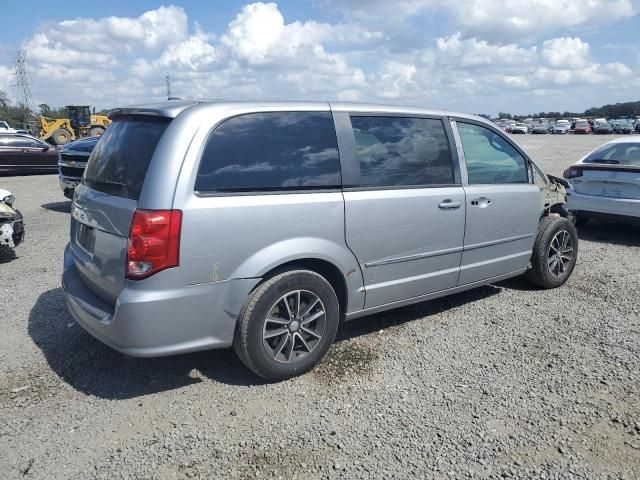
[569,164,640,174]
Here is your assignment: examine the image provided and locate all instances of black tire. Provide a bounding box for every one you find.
[234,269,340,381]
[525,216,578,289]
[89,126,105,137]
[52,128,72,146]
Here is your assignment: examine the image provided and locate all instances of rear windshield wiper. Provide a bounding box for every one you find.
[588,159,620,164]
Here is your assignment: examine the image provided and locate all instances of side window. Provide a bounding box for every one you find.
[457,123,529,184]
[350,116,454,187]
[6,137,32,147]
[195,112,341,193]
[23,138,41,148]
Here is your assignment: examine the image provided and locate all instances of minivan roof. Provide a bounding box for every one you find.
[109,99,483,123]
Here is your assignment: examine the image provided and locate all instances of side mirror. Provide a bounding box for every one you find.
[42,145,50,151]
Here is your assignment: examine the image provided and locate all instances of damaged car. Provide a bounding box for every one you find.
[63,101,578,381]
[0,188,24,251]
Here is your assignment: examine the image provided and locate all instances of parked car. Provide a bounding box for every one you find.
[62,100,577,381]
[573,121,591,134]
[0,188,24,251]
[59,136,100,199]
[0,133,58,175]
[564,137,640,225]
[511,123,528,134]
[552,123,570,134]
[613,121,634,134]
[592,122,612,134]
[0,121,17,133]
[532,123,551,134]
[635,119,640,133]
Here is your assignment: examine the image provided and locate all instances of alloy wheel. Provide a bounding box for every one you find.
[548,230,574,278]
[262,290,326,364]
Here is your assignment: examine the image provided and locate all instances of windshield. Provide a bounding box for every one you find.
[83,115,170,200]
[584,143,640,166]
[576,122,589,127]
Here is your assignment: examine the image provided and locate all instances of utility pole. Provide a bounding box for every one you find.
[14,50,32,116]
[165,75,171,100]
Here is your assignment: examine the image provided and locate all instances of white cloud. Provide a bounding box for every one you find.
[447,0,637,40]
[25,33,117,66]
[541,37,590,69]
[27,5,188,58]
[0,2,637,115]
[324,0,639,40]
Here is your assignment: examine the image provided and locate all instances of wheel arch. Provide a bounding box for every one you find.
[260,258,350,319]
[229,238,365,316]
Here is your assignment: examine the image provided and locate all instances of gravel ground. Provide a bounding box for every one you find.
[1,134,639,479]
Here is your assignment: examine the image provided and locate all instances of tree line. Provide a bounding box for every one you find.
[489,100,640,120]
[0,89,110,127]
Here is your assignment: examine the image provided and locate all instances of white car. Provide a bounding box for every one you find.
[0,121,17,133]
[564,137,640,225]
[511,123,528,134]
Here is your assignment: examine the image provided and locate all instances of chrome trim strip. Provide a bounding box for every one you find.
[363,233,532,268]
[463,233,533,251]
[364,245,464,268]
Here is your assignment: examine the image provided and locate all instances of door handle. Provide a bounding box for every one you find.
[470,197,492,208]
[438,199,462,210]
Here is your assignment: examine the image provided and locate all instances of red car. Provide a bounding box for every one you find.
[573,121,591,134]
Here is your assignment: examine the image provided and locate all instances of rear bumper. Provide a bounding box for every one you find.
[62,244,259,357]
[567,190,640,219]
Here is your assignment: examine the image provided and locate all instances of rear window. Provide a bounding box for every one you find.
[584,142,640,166]
[83,116,170,200]
[195,112,341,193]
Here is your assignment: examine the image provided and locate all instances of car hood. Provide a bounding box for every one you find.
[62,136,100,153]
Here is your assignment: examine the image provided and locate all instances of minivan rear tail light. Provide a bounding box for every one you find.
[126,209,182,280]
[563,166,583,179]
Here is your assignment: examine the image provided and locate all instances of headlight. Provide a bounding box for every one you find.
[3,195,14,207]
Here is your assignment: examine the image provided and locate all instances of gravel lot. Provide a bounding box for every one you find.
[1,134,639,479]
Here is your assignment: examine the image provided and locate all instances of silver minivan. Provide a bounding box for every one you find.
[62,101,578,380]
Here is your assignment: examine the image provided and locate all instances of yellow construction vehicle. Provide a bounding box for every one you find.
[39,105,111,146]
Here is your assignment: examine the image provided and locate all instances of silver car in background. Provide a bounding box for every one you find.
[62,100,577,380]
[564,137,640,225]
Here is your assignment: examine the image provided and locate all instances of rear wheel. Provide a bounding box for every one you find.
[51,128,72,146]
[526,216,578,288]
[234,269,340,381]
[89,126,105,137]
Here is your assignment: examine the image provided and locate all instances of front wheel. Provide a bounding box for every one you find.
[52,128,72,146]
[525,216,578,288]
[89,126,105,137]
[234,269,340,381]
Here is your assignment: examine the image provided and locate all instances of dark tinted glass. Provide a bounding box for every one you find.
[196,112,341,192]
[584,142,640,166]
[350,116,454,187]
[457,122,528,184]
[83,116,170,200]
[0,136,34,147]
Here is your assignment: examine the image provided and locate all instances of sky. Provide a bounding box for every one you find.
[0,0,638,115]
